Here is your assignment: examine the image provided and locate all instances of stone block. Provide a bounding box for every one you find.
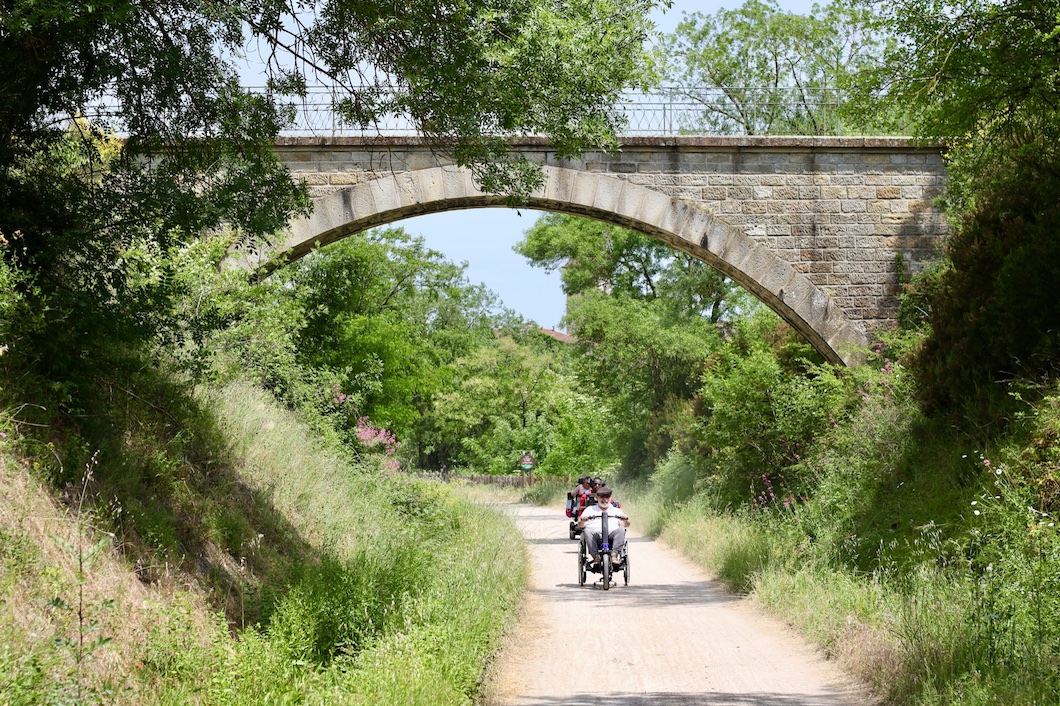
[635,189,676,231]
[592,176,625,214]
[441,167,471,201]
[570,172,599,208]
[613,184,646,222]
[285,151,315,162]
[394,172,421,208]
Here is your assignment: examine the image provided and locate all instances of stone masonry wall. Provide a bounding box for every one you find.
[274,136,948,334]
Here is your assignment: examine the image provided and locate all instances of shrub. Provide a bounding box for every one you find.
[915,145,1060,420]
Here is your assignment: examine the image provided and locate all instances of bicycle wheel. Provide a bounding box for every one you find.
[601,553,611,590]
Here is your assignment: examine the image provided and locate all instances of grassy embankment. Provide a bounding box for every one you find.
[630,388,1060,705]
[0,379,525,705]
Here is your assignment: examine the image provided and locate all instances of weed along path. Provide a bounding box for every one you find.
[482,502,875,706]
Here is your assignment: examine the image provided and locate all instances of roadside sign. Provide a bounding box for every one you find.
[519,452,535,470]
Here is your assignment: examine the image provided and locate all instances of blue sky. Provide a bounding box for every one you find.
[392,0,817,329]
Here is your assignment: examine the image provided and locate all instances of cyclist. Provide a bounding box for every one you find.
[577,487,630,565]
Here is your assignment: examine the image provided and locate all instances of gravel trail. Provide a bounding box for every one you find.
[482,502,876,706]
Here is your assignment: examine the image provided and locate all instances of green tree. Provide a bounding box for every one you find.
[852,0,1060,414]
[564,292,720,472]
[659,0,893,135]
[853,0,1060,184]
[432,335,567,474]
[283,227,501,438]
[694,310,853,505]
[0,0,661,472]
[516,212,754,472]
[517,213,748,322]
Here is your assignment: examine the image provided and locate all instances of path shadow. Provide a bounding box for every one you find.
[536,580,738,607]
[510,689,860,706]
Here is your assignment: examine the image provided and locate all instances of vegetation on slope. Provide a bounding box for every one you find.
[0,378,524,705]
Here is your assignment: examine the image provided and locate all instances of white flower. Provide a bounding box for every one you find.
[973,510,980,516]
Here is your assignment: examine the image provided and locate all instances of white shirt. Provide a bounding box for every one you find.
[579,504,628,534]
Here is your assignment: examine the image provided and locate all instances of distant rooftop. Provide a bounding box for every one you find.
[538,327,574,344]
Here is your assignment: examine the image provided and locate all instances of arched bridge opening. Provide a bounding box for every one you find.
[233,163,892,366]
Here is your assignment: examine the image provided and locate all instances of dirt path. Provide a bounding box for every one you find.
[481,502,877,706]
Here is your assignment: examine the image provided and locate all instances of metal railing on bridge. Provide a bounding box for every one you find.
[260,85,888,138]
[76,85,901,139]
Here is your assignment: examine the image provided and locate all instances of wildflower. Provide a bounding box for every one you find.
[970,501,977,506]
[0,432,6,439]
[983,459,990,467]
[973,510,980,516]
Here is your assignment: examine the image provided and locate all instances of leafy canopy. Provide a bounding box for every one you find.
[0,0,662,424]
[854,0,1060,161]
[658,0,894,135]
[517,213,749,323]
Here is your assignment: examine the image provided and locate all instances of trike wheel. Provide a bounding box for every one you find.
[601,553,611,590]
[578,540,587,586]
[623,552,630,585]
[569,523,577,540]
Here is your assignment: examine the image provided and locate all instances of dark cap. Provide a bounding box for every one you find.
[596,487,613,498]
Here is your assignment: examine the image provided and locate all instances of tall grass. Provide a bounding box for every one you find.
[0,380,525,705]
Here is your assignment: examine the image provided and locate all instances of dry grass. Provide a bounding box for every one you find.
[0,448,218,701]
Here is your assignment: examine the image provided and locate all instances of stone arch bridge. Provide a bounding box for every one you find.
[235,136,947,366]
